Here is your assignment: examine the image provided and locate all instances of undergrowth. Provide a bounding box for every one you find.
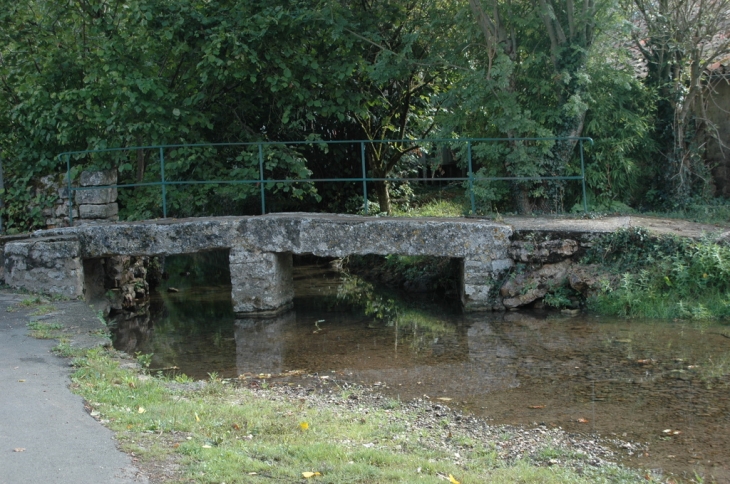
[584,228,730,320]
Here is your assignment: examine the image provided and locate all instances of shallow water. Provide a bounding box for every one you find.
[111,262,730,481]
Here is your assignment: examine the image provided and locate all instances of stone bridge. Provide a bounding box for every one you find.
[2,213,516,314]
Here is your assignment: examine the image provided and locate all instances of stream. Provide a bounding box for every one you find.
[110,256,730,481]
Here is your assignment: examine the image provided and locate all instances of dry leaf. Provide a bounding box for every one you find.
[13,448,25,453]
[248,472,257,475]
[577,418,589,423]
[18,379,25,383]
[137,407,145,414]
[448,474,460,484]
[232,423,241,430]
[195,412,200,422]
[172,443,180,449]
[528,405,545,409]
[436,397,452,402]
[299,422,309,431]
[202,445,212,449]
[302,471,321,478]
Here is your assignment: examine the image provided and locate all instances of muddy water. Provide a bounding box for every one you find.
[111,263,730,481]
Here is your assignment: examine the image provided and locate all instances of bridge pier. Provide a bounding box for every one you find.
[229,247,294,316]
[460,257,513,311]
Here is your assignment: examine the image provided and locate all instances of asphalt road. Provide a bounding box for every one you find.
[0,291,147,484]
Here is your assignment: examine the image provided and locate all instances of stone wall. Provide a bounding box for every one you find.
[75,170,119,224]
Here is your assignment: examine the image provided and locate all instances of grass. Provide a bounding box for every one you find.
[65,348,653,484]
[27,320,65,339]
[584,228,730,320]
[392,199,466,218]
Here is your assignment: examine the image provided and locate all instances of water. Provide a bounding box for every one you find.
[111,261,730,481]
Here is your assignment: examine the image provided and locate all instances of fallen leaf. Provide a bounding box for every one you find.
[248,472,257,475]
[195,412,200,422]
[577,418,589,423]
[13,448,25,452]
[299,422,309,431]
[172,443,180,449]
[302,471,321,478]
[18,379,26,383]
[436,397,452,402]
[202,445,212,449]
[448,474,460,484]
[232,423,241,430]
[528,405,545,409]
[137,407,145,414]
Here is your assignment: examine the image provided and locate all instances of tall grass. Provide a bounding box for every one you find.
[585,228,730,320]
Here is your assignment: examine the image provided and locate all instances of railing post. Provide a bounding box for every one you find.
[258,144,266,215]
[580,139,588,214]
[361,141,368,215]
[160,147,167,218]
[467,140,476,215]
[66,154,74,225]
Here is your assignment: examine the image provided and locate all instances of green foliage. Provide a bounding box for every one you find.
[585,228,730,319]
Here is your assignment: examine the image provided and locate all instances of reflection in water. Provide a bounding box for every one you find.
[235,312,295,375]
[111,260,730,481]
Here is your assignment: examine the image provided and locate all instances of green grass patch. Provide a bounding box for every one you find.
[30,304,57,316]
[584,228,730,320]
[392,199,466,218]
[27,320,65,339]
[64,348,653,484]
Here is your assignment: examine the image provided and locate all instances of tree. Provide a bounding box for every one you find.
[628,0,730,205]
[322,0,458,214]
[446,0,602,212]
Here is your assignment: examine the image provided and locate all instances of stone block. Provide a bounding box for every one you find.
[80,170,117,187]
[3,236,84,297]
[75,187,117,205]
[79,203,118,219]
[229,248,294,315]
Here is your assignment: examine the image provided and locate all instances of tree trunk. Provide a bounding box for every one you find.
[374,180,391,215]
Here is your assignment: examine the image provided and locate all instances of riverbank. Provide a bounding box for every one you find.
[6,292,664,483]
[70,348,654,483]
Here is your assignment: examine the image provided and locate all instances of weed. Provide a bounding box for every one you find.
[30,304,56,316]
[18,295,45,307]
[27,321,65,339]
[134,352,154,369]
[585,228,730,319]
[52,341,85,358]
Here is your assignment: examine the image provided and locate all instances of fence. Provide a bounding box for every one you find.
[58,137,593,223]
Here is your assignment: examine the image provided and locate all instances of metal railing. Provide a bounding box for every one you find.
[58,137,593,223]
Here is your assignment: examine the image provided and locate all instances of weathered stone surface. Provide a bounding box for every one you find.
[501,260,572,309]
[39,213,512,260]
[509,239,579,263]
[460,257,511,311]
[229,247,294,315]
[75,187,118,205]
[567,264,611,298]
[79,203,118,219]
[3,236,84,297]
[30,213,512,313]
[80,170,117,187]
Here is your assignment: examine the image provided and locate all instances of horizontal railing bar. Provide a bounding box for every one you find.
[57,137,594,158]
[70,175,585,191]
